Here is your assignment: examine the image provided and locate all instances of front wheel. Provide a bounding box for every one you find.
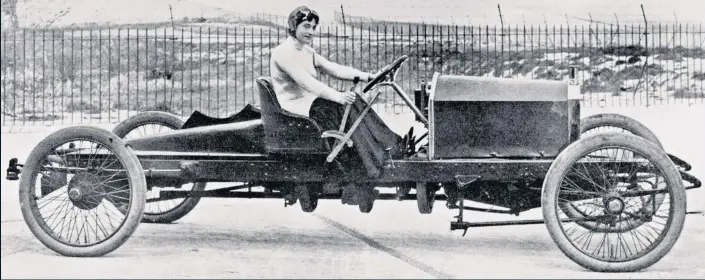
[19,126,146,257]
[542,132,686,272]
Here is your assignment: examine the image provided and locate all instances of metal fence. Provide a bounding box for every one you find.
[1,18,704,127]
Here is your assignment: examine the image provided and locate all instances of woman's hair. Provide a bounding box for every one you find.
[287,6,320,37]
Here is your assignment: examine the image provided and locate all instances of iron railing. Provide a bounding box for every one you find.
[1,18,703,127]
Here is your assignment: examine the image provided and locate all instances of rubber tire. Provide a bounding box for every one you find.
[416,182,435,214]
[580,113,663,149]
[542,132,686,272]
[113,111,205,224]
[19,126,146,257]
[139,182,206,224]
[113,111,184,137]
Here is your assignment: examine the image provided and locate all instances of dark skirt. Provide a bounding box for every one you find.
[309,96,404,178]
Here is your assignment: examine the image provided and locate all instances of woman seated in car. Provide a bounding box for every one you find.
[269,6,406,178]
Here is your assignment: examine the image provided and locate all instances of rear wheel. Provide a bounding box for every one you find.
[542,132,686,272]
[113,111,205,224]
[19,126,146,257]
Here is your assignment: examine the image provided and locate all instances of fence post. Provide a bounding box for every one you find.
[2,17,705,128]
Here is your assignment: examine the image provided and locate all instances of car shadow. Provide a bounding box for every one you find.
[13,221,681,275]
[126,221,558,258]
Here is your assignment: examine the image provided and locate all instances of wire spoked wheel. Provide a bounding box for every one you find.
[542,132,686,272]
[558,149,668,234]
[18,126,146,257]
[113,111,205,224]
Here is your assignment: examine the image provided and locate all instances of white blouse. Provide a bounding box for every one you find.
[269,45,321,117]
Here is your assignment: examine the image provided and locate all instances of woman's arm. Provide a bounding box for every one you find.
[273,48,345,104]
[314,52,376,82]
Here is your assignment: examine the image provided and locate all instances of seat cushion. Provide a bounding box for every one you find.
[256,77,329,154]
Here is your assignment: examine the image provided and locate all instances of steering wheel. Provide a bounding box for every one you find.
[362,55,409,93]
[321,55,411,163]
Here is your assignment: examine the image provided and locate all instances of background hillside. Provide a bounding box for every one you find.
[1,0,703,125]
[4,0,705,29]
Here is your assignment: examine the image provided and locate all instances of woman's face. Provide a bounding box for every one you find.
[294,19,317,44]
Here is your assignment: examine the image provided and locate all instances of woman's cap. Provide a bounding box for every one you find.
[287,6,319,35]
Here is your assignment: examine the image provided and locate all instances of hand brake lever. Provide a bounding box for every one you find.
[338,76,360,132]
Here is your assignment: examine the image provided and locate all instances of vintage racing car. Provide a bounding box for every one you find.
[6,55,701,273]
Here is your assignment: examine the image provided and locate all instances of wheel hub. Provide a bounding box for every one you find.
[68,173,105,210]
[604,196,625,215]
[68,188,82,200]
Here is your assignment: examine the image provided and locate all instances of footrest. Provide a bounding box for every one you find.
[321,130,353,148]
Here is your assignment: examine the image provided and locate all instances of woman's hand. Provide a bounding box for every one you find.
[340,91,356,105]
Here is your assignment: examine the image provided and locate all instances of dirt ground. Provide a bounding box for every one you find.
[2,103,704,278]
